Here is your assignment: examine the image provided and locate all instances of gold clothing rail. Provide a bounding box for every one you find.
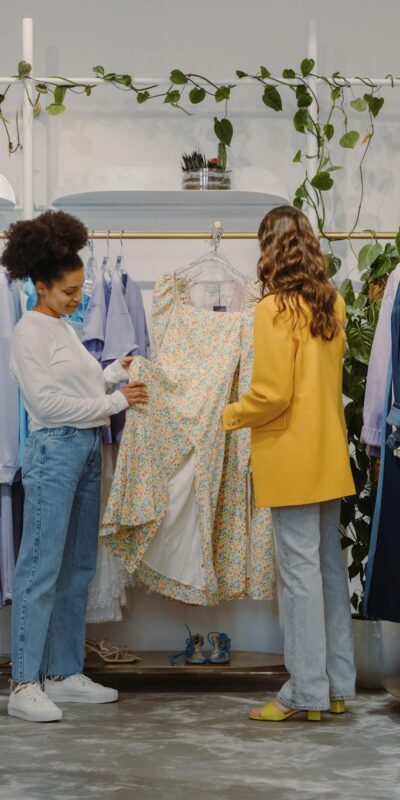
[0,230,398,240]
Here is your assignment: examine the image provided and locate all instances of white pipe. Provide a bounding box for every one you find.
[306,19,318,230]
[1,75,400,87]
[22,18,33,219]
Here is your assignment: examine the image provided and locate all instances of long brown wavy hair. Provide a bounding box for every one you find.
[257,206,340,341]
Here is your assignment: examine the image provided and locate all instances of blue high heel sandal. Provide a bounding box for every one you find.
[207,631,231,664]
[170,625,208,665]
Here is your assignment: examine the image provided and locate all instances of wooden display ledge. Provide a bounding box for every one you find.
[0,651,285,677]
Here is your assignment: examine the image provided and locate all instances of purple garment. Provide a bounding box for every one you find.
[123,275,150,358]
[361,267,400,455]
[102,271,139,366]
[81,271,108,362]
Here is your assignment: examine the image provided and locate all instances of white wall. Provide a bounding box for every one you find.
[1,0,399,655]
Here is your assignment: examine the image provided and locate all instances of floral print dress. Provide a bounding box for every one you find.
[100,273,276,605]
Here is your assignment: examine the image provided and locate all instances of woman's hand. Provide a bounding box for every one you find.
[119,382,148,406]
[119,356,135,370]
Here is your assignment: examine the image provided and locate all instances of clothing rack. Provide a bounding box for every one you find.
[0,231,398,240]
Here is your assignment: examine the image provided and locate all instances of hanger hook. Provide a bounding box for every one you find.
[209,220,223,253]
[120,230,124,255]
[106,229,110,257]
[90,229,94,256]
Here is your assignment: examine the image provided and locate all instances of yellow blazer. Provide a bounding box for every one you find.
[223,293,355,508]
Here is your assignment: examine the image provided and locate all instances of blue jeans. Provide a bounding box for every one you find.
[271,500,356,710]
[12,427,102,683]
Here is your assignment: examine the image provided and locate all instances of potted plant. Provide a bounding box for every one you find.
[334,242,400,688]
[181,145,231,190]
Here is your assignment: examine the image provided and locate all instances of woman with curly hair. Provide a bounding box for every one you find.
[3,210,148,722]
[223,205,356,721]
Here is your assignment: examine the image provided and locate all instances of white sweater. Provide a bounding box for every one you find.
[10,311,129,431]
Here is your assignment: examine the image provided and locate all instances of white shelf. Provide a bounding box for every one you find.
[52,189,288,207]
[51,167,289,209]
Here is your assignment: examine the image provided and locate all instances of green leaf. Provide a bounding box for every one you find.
[18,60,32,79]
[282,69,296,79]
[293,109,311,133]
[262,85,282,112]
[340,278,356,305]
[215,86,230,103]
[119,74,132,87]
[54,86,67,105]
[300,58,315,77]
[137,91,150,104]
[35,83,48,94]
[324,123,334,141]
[293,150,302,163]
[364,94,384,117]
[310,171,334,191]
[357,242,383,270]
[93,65,105,76]
[45,103,66,115]
[293,197,304,210]
[164,90,181,105]
[103,73,116,81]
[214,117,233,146]
[189,87,206,104]
[331,86,341,101]
[395,230,400,260]
[327,253,341,277]
[84,86,92,96]
[296,85,313,108]
[236,70,248,79]
[351,97,368,112]
[170,69,188,85]
[260,66,271,79]
[347,324,375,364]
[339,130,360,149]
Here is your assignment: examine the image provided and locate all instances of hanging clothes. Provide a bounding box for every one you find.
[365,281,400,621]
[100,273,276,606]
[361,265,400,454]
[123,274,150,358]
[0,267,23,607]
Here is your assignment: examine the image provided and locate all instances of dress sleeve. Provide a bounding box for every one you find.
[223,295,296,431]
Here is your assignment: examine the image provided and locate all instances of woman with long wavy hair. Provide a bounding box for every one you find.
[223,205,356,721]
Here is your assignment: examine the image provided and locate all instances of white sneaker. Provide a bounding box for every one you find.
[44,673,118,704]
[8,682,62,722]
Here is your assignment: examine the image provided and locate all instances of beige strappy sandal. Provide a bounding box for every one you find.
[85,638,142,664]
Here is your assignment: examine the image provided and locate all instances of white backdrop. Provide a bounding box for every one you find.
[1,0,399,655]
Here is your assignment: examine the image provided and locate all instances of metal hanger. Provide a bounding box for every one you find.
[114,230,127,275]
[84,230,98,293]
[101,230,113,280]
[176,221,248,285]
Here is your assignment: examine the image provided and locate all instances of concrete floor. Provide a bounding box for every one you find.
[1,679,400,800]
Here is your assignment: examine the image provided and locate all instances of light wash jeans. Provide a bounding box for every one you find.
[271,500,356,710]
[12,427,102,683]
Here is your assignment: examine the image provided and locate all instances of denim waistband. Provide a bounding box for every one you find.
[29,426,101,438]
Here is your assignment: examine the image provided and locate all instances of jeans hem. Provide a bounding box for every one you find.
[277,690,330,711]
[330,693,356,701]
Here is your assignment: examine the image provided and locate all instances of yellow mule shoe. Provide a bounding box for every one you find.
[249,701,321,722]
[330,700,346,714]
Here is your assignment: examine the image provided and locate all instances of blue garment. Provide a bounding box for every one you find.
[23,278,38,311]
[365,290,400,621]
[124,274,150,358]
[81,272,108,362]
[11,427,102,682]
[0,267,23,608]
[386,282,400,445]
[102,271,138,366]
[70,292,91,325]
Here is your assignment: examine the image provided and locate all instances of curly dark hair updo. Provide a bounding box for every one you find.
[1,210,88,286]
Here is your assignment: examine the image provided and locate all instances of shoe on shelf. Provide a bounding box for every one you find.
[249,700,321,722]
[207,631,231,664]
[170,625,208,665]
[44,673,118,704]
[85,638,142,664]
[8,682,62,723]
